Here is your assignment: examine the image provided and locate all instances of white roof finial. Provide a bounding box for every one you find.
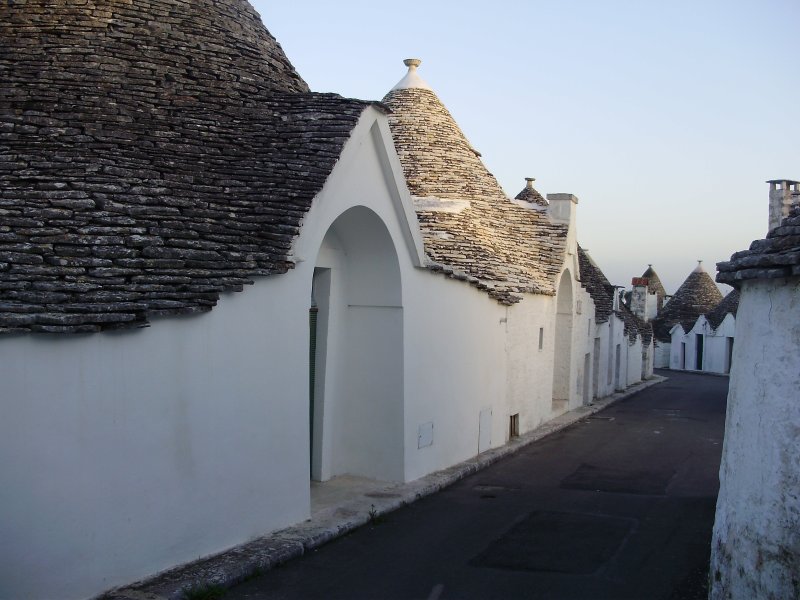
[391,58,432,91]
[694,260,704,273]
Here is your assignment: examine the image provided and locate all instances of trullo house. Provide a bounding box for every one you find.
[710,179,800,599]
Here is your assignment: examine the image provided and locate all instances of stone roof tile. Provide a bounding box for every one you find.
[717,205,800,285]
[577,246,614,324]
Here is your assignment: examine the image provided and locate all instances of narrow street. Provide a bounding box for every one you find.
[227,371,727,600]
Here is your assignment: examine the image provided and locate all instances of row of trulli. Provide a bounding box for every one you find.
[0,2,652,598]
[624,259,737,374]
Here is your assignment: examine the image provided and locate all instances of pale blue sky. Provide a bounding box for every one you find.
[251,0,799,293]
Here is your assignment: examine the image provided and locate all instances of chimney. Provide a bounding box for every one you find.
[630,277,649,321]
[546,193,579,225]
[767,179,800,232]
[612,286,622,311]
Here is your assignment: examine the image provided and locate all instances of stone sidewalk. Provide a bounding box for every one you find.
[103,376,666,600]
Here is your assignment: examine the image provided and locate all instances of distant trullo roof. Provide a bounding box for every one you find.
[652,262,723,341]
[0,0,377,334]
[382,60,568,303]
[578,247,652,344]
[641,264,667,310]
[706,290,740,330]
[515,178,549,207]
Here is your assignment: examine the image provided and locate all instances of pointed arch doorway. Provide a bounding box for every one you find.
[309,206,405,485]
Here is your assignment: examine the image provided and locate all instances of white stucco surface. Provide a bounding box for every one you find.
[710,278,800,600]
[626,337,642,386]
[0,275,312,599]
[670,314,735,375]
[654,340,671,368]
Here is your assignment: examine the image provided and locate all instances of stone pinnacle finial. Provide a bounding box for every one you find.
[390,58,432,92]
[694,260,704,273]
[525,177,536,189]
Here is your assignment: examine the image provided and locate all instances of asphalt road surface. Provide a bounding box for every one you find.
[227,370,727,600]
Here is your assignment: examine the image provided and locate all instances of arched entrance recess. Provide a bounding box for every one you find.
[309,206,404,483]
[552,270,574,407]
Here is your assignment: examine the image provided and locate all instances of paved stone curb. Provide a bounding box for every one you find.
[101,375,666,600]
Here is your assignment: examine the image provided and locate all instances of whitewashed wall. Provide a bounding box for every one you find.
[670,315,735,374]
[710,278,800,599]
[642,339,655,379]
[669,324,689,370]
[704,314,735,374]
[654,340,671,368]
[592,321,611,400]
[626,337,642,387]
[403,274,515,481]
[0,269,312,600]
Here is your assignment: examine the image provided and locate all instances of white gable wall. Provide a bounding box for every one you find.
[670,323,693,370]
[669,314,735,374]
[703,314,736,375]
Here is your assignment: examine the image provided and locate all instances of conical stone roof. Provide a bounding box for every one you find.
[3,0,309,98]
[0,0,375,333]
[382,60,568,303]
[641,264,667,311]
[706,289,739,330]
[652,262,723,341]
[515,178,549,207]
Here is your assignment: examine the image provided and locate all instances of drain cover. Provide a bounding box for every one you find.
[471,510,632,573]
